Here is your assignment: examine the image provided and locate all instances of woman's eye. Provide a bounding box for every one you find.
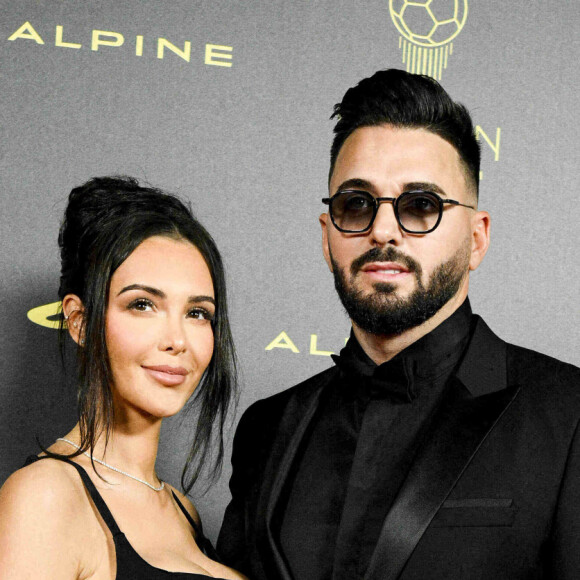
[128,298,154,312]
[187,308,214,322]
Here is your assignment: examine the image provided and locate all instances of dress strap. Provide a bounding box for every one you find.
[171,491,201,533]
[27,455,123,537]
[171,491,221,561]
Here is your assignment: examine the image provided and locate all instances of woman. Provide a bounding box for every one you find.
[0,177,245,579]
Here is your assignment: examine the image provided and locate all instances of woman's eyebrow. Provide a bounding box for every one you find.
[117,284,165,298]
[117,285,215,306]
[187,295,215,305]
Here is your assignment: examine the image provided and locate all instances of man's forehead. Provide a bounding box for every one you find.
[329,125,466,193]
[335,124,460,161]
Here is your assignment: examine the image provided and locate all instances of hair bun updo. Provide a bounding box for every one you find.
[58,176,199,300]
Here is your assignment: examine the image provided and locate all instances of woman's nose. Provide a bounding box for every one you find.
[159,317,186,354]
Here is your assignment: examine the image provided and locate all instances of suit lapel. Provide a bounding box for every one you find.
[255,370,336,580]
[364,317,520,580]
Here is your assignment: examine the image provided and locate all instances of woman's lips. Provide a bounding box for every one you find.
[142,365,188,386]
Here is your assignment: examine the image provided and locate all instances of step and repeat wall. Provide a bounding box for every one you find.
[1,1,578,539]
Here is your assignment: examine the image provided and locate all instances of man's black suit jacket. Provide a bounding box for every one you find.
[218,316,580,579]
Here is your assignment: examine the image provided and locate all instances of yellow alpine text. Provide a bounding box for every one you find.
[265,332,348,357]
[475,124,501,181]
[7,21,233,68]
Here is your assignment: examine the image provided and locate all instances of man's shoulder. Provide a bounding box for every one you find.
[506,341,580,396]
[475,315,580,410]
[456,314,580,419]
[231,365,338,456]
[471,314,579,388]
[507,340,579,372]
[243,365,339,419]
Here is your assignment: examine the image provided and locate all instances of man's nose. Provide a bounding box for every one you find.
[369,201,403,246]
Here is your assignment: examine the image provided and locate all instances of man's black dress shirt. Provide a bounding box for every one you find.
[278,300,473,580]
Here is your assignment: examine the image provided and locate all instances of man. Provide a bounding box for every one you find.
[218,69,580,579]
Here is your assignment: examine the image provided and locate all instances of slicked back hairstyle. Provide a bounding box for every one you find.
[329,69,480,199]
[55,176,237,493]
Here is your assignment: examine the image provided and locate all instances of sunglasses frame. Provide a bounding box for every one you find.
[322,189,475,234]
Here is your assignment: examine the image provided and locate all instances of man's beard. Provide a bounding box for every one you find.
[331,244,470,336]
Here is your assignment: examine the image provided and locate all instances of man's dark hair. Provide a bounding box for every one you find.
[330,69,480,198]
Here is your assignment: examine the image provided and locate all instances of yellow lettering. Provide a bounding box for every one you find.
[8,21,44,44]
[91,30,124,51]
[475,126,501,161]
[204,43,232,67]
[157,38,191,61]
[265,331,299,353]
[135,35,144,56]
[55,25,81,49]
[27,301,63,330]
[309,334,334,357]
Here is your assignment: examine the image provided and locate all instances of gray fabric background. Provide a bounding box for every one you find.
[1,0,578,540]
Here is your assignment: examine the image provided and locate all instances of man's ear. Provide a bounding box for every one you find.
[61,294,85,345]
[319,213,334,272]
[469,210,491,271]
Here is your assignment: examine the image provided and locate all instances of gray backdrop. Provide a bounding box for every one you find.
[1,0,578,541]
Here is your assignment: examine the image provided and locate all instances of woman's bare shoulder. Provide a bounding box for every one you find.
[0,459,90,577]
[1,457,85,505]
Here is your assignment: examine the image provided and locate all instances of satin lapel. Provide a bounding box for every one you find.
[255,370,334,580]
[364,317,520,580]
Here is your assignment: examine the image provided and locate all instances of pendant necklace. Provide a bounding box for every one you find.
[57,437,165,492]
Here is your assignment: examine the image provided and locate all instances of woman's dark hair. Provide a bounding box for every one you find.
[330,68,481,198]
[56,175,236,493]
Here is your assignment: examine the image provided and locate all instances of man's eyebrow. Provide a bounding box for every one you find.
[334,179,448,197]
[117,284,166,298]
[334,178,376,193]
[404,182,447,196]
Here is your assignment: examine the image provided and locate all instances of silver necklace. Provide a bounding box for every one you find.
[57,437,165,492]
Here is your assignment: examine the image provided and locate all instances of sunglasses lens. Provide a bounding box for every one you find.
[397,191,441,233]
[331,192,374,232]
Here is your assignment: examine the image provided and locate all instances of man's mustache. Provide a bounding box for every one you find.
[350,247,421,277]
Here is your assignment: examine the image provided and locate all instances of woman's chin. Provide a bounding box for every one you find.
[116,395,190,422]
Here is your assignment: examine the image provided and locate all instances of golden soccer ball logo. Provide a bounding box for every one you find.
[389,0,468,79]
